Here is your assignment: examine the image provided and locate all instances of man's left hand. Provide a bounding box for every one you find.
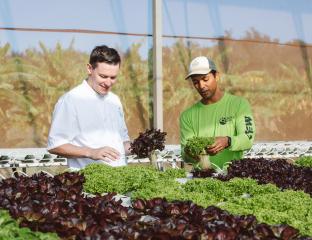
[206,136,229,155]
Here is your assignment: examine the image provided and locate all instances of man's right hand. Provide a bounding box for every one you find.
[87,147,120,161]
[206,136,229,155]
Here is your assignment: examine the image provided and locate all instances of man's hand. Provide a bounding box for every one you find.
[48,144,121,161]
[206,136,229,155]
[87,147,120,161]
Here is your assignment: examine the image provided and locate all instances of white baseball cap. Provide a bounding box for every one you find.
[185,56,217,79]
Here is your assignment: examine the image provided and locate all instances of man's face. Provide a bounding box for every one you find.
[191,72,219,100]
[87,62,120,95]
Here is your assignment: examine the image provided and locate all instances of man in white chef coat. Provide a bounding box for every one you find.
[47,45,130,169]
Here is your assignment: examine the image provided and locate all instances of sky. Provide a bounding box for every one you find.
[0,0,312,57]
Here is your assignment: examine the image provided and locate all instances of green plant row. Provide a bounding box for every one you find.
[295,156,312,168]
[0,210,59,240]
[135,179,312,237]
[81,163,186,194]
[82,164,312,236]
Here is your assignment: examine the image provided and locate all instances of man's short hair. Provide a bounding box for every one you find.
[210,70,217,77]
[89,45,121,69]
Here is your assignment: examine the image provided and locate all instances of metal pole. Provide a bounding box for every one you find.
[153,0,163,130]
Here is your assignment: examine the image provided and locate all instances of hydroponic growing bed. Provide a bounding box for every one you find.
[1,155,312,239]
[1,137,312,239]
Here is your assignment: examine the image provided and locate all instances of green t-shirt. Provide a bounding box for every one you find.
[180,92,256,168]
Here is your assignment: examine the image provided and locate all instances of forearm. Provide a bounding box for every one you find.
[229,134,253,151]
[48,143,92,159]
[230,100,256,151]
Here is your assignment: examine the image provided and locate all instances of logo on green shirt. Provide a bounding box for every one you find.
[244,116,254,139]
[219,116,234,125]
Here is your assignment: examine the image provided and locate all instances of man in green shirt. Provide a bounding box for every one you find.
[180,56,255,168]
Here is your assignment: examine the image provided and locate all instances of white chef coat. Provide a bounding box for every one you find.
[47,80,130,168]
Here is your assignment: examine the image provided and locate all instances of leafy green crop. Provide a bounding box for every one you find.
[184,136,215,157]
[136,178,312,236]
[158,168,187,179]
[82,164,312,236]
[224,190,312,236]
[295,156,312,168]
[131,178,182,200]
[81,163,186,194]
[0,210,59,240]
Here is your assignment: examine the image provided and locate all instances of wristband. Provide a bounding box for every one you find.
[227,136,232,148]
